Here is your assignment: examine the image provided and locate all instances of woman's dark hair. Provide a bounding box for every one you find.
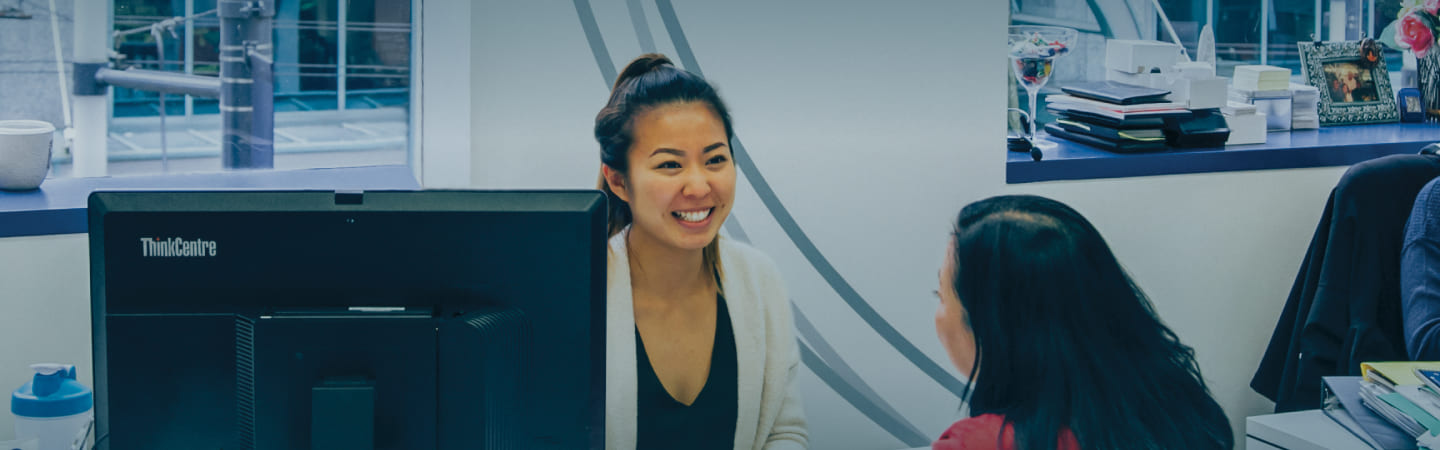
[594,54,734,273]
[949,195,1232,450]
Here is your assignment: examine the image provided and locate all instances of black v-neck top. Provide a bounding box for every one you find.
[634,293,738,450]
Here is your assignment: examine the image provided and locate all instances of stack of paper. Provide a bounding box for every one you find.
[1230,88,1294,131]
[1357,380,1429,437]
[1234,65,1293,91]
[1229,88,1294,104]
[1223,102,1266,145]
[1350,362,1440,441]
[1291,82,1320,129]
[1221,101,1257,117]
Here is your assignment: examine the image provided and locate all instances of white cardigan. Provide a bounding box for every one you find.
[606,230,808,449]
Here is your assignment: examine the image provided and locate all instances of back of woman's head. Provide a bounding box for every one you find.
[594,53,734,236]
[950,195,1232,450]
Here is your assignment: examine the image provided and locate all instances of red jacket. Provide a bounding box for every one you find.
[933,414,1080,450]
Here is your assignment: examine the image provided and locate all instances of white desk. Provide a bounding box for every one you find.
[901,410,1370,450]
[1246,410,1373,450]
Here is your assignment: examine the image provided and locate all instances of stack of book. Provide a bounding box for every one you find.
[1291,83,1320,129]
[1043,81,1191,153]
[1322,362,1440,449]
[1233,65,1293,91]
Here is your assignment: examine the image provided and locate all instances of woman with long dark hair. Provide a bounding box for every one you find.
[595,53,807,449]
[932,195,1232,450]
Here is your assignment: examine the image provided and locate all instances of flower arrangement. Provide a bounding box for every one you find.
[1397,0,1440,58]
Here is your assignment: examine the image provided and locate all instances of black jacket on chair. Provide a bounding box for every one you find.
[1252,154,1440,412]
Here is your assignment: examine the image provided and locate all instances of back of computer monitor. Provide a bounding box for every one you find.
[87,190,606,450]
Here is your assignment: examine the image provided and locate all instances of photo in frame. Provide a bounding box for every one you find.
[1298,41,1400,125]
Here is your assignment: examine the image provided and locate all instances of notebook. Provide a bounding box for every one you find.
[1050,111,1167,129]
[1044,123,1166,153]
[1059,81,1172,105]
[1048,102,1193,122]
[1055,119,1165,141]
[1162,109,1230,148]
[1047,95,1190,113]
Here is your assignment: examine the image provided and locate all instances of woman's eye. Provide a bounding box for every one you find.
[708,155,729,165]
[656,161,681,169]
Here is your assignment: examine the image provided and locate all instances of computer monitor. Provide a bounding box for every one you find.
[87,190,606,450]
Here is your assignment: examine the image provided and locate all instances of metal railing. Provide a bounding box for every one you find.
[1013,0,1384,66]
[88,0,278,170]
[114,0,413,120]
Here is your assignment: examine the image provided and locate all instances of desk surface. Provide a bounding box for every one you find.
[1008,123,1440,183]
[0,165,420,238]
[1247,410,1372,450]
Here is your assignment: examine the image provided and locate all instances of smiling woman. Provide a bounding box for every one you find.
[609,101,735,255]
[593,53,808,450]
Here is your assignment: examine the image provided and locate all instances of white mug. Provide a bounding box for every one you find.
[0,120,56,191]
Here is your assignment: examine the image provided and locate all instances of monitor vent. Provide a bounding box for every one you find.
[235,316,257,450]
[464,309,527,449]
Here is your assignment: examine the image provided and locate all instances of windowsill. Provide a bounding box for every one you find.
[0,165,421,238]
[1007,122,1440,183]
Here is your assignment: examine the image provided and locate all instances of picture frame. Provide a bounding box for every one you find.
[1298,41,1400,126]
[1400,87,1427,123]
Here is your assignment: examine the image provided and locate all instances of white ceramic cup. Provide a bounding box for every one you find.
[0,120,56,191]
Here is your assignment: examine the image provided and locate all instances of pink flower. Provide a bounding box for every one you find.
[1399,13,1435,58]
[1425,0,1440,15]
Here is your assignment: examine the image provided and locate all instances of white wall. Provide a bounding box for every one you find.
[0,0,1356,447]
[0,0,73,128]
[0,234,92,440]
[468,1,1350,448]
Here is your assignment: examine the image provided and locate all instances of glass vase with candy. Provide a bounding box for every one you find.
[1008,25,1078,151]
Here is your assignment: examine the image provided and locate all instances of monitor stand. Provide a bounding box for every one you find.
[311,376,375,450]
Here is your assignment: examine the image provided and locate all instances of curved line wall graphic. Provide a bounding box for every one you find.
[570,1,963,446]
[798,342,932,447]
[724,210,931,445]
[730,218,928,445]
[572,0,617,87]
[570,1,934,446]
[650,0,970,399]
[625,0,658,54]
[792,305,930,446]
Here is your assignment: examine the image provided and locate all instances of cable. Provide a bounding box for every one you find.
[112,9,216,43]
[45,0,70,132]
[1151,0,1191,61]
[154,26,169,173]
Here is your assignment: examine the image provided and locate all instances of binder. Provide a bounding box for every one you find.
[1322,376,1415,449]
[1362,362,1440,387]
